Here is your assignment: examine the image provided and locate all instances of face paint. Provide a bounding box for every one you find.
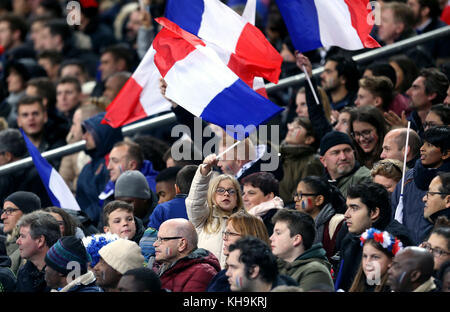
[235,276,243,289]
[398,271,406,284]
[301,198,314,211]
[165,247,172,257]
[119,164,123,174]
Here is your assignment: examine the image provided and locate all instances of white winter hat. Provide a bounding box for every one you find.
[98,239,145,274]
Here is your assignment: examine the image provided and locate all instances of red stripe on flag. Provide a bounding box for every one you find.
[343,0,380,49]
[233,23,282,84]
[255,87,268,98]
[153,17,205,77]
[102,77,146,127]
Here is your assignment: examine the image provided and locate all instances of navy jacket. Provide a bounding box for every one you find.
[148,194,188,230]
[391,159,450,245]
[76,113,123,226]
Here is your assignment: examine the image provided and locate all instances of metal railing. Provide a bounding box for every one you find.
[265,25,450,92]
[1,25,449,176]
[0,112,176,176]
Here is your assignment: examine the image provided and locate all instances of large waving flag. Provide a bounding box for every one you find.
[20,129,81,211]
[103,0,282,128]
[276,0,380,52]
[165,0,282,87]
[153,17,282,139]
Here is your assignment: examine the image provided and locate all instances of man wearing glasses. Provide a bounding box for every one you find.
[1,191,41,275]
[423,172,450,224]
[152,218,220,292]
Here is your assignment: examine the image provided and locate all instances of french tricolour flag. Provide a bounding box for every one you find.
[103,0,282,128]
[20,129,81,211]
[165,0,282,87]
[153,17,283,139]
[276,0,380,52]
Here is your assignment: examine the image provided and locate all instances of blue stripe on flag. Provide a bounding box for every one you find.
[275,0,322,52]
[200,79,283,139]
[20,129,61,207]
[165,0,205,36]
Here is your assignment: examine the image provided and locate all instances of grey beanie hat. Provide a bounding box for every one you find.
[115,170,151,199]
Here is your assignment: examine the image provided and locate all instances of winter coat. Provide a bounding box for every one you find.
[279,143,324,205]
[314,203,345,260]
[132,216,146,245]
[186,166,242,269]
[391,159,450,245]
[0,249,16,292]
[326,163,372,198]
[236,144,284,183]
[139,227,158,264]
[156,248,220,292]
[148,194,188,230]
[413,277,438,292]
[76,112,123,226]
[334,220,412,292]
[247,196,284,236]
[277,243,334,292]
[51,271,102,292]
[15,261,50,292]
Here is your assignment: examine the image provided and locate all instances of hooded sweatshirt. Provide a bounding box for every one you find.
[76,112,123,226]
[277,243,334,291]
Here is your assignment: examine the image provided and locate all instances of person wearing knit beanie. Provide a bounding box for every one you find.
[1,191,41,234]
[319,131,371,198]
[115,170,151,200]
[44,236,102,292]
[93,239,144,291]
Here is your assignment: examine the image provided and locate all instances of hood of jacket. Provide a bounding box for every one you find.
[82,112,123,159]
[140,160,159,192]
[280,143,317,159]
[413,158,450,190]
[247,196,284,217]
[160,248,221,276]
[278,243,330,272]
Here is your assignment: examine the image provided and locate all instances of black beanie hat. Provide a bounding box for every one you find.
[4,191,41,214]
[319,131,354,156]
[45,236,91,275]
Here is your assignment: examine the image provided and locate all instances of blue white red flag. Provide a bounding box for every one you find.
[20,129,81,211]
[152,17,283,139]
[276,0,380,52]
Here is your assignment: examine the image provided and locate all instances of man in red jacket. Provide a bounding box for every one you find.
[153,218,220,292]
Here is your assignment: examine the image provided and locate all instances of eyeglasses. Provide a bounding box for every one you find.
[293,192,318,201]
[216,187,237,196]
[351,129,374,140]
[421,242,450,258]
[0,207,20,216]
[154,236,183,244]
[425,191,450,199]
[222,231,241,240]
[423,121,440,129]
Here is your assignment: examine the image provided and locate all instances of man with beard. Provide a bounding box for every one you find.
[319,131,372,198]
[319,53,359,112]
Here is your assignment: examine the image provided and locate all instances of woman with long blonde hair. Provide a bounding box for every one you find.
[186,154,244,268]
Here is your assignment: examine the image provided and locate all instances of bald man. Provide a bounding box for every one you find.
[387,246,437,292]
[380,128,421,168]
[152,219,220,292]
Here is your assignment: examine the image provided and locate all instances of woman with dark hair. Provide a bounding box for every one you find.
[349,228,403,292]
[424,104,450,132]
[294,176,346,261]
[44,206,84,238]
[349,105,390,169]
[389,54,420,95]
[420,217,450,274]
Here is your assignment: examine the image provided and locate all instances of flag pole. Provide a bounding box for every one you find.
[217,140,241,160]
[394,121,411,223]
[301,65,321,106]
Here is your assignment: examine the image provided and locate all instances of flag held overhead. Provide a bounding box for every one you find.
[153,17,283,139]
